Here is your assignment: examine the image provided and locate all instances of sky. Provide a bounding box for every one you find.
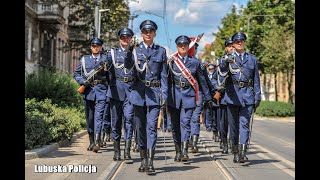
[127,0,249,55]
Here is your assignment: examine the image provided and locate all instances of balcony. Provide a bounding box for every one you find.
[36,1,65,24]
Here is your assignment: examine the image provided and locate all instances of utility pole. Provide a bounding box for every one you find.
[94,0,100,37]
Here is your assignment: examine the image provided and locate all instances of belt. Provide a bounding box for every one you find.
[93,79,107,85]
[173,80,192,88]
[232,80,253,88]
[140,80,160,87]
[116,76,135,83]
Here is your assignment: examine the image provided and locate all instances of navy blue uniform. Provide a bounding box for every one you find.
[106,47,135,142]
[220,32,261,163]
[74,39,108,152]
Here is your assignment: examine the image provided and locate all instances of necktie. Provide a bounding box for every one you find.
[239,54,243,61]
[183,57,186,64]
[147,46,151,55]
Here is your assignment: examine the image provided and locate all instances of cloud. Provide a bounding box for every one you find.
[173,0,235,26]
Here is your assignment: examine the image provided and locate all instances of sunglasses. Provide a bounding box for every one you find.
[120,35,132,40]
[177,43,189,48]
[91,44,101,48]
[142,29,155,34]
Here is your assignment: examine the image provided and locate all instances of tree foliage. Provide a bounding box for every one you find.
[64,0,130,53]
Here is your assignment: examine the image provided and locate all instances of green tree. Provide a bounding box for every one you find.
[203,5,244,60]
[244,0,294,102]
[64,0,130,53]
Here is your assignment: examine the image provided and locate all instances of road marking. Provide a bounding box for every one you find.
[252,143,295,169]
[199,136,237,180]
[46,158,87,180]
[253,149,295,178]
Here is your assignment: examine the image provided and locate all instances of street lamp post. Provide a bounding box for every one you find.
[94,0,100,37]
[98,9,111,38]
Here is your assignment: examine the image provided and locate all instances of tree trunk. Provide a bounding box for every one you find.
[274,73,278,101]
[287,69,294,104]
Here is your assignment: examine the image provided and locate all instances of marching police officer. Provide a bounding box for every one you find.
[167,35,211,163]
[188,42,202,153]
[125,20,168,175]
[204,63,219,142]
[212,37,234,154]
[106,27,136,163]
[73,37,108,153]
[219,32,261,163]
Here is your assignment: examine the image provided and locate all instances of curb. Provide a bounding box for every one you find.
[254,115,295,122]
[25,130,87,160]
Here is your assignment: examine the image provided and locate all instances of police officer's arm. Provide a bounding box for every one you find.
[253,56,262,102]
[218,56,229,73]
[196,61,211,101]
[124,48,134,69]
[105,49,113,68]
[74,57,86,85]
[160,49,168,102]
[211,70,218,92]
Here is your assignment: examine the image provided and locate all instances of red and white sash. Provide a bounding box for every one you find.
[170,55,200,105]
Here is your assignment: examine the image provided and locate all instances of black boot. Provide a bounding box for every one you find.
[113,141,121,161]
[87,133,94,151]
[138,149,147,172]
[181,141,189,163]
[239,144,248,163]
[213,131,219,142]
[146,149,155,175]
[222,138,228,154]
[100,132,106,147]
[188,136,193,148]
[191,135,199,153]
[174,143,182,162]
[92,134,101,153]
[232,144,239,163]
[124,140,133,164]
[106,128,111,142]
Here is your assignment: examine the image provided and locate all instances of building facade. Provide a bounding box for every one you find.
[25,0,85,77]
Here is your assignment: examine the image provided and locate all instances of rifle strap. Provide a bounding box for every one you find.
[81,56,94,78]
[171,55,200,105]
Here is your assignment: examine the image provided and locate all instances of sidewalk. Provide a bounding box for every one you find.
[25,115,295,179]
[25,128,228,180]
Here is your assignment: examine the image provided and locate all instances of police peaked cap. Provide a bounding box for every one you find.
[175,35,191,45]
[232,32,247,42]
[90,37,103,45]
[140,20,158,31]
[224,37,233,47]
[117,27,134,37]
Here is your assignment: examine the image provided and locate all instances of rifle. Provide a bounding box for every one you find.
[77,61,106,94]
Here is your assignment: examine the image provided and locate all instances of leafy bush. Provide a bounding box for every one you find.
[25,98,85,149]
[25,68,83,109]
[255,101,295,117]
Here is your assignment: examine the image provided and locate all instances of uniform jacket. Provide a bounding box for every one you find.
[106,47,136,102]
[125,42,168,106]
[219,51,261,106]
[73,54,108,101]
[167,55,211,109]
